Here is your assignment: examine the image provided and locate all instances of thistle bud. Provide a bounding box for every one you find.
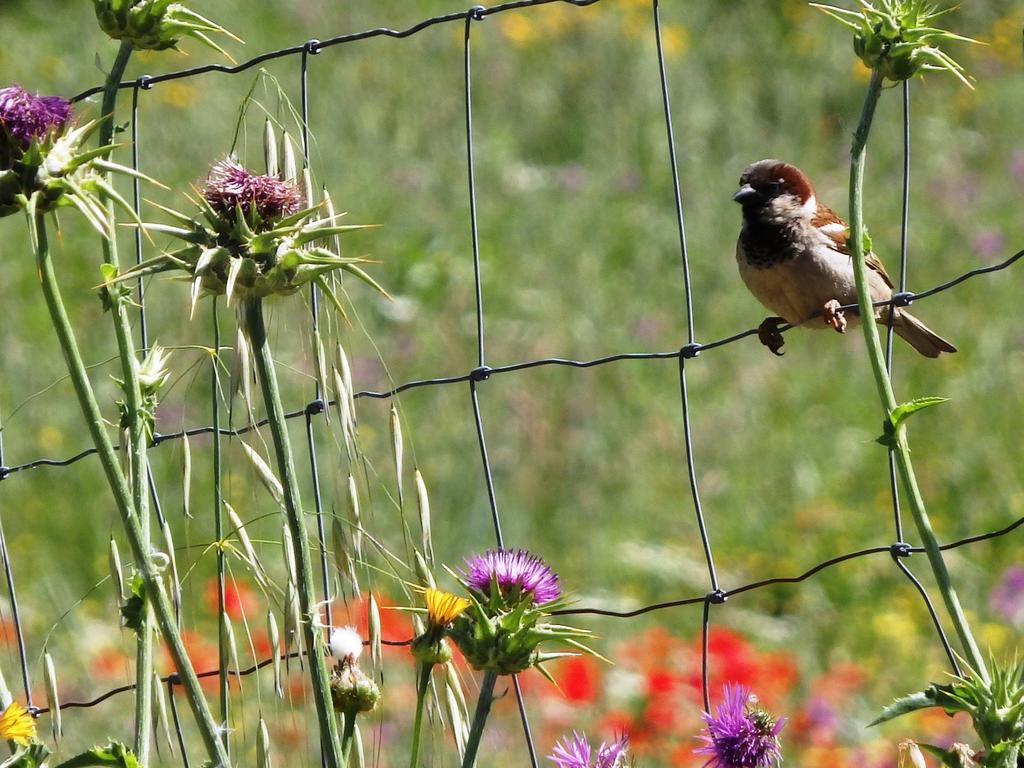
[815,0,978,87]
[92,0,239,58]
[411,634,453,665]
[329,663,381,716]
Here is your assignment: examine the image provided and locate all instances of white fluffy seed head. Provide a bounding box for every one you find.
[330,625,364,661]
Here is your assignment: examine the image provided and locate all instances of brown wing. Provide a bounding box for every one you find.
[812,203,894,289]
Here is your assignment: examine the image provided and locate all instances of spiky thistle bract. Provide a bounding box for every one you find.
[873,657,1024,768]
[108,154,387,318]
[812,0,980,87]
[0,85,157,234]
[447,548,604,677]
[93,0,241,60]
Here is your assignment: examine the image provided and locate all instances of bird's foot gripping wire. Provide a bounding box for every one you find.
[757,316,786,356]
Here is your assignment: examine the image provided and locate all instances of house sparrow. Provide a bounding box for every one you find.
[733,159,956,358]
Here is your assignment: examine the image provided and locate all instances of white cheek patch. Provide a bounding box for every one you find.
[799,194,817,218]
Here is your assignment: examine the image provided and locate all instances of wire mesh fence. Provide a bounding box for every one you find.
[0,0,1020,765]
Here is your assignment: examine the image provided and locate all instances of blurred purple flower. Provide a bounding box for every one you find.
[696,684,785,768]
[464,548,560,605]
[202,159,302,224]
[972,230,1005,261]
[549,731,628,768]
[990,566,1024,627]
[0,85,70,146]
[1011,151,1024,185]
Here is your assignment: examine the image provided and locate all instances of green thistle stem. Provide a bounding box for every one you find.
[99,41,132,151]
[98,38,155,762]
[32,211,230,767]
[848,68,988,683]
[340,712,356,766]
[243,298,344,767]
[212,299,229,751]
[461,670,498,768]
[408,662,433,768]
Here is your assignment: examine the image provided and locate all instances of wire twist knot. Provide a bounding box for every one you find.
[891,291,915,307]
[305,39,321,55]
[470,365,492,382]
[468,5,486,21]
[890,542,913,559]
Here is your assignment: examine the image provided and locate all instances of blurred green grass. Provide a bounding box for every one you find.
[0,0,1023,764]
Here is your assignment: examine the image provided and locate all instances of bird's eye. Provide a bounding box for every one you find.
[764,180,783,195]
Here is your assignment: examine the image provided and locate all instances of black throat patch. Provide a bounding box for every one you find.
[739,216,799,269]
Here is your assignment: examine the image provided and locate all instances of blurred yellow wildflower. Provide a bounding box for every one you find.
[499,14,538,46]
[424,588,470,629]
[621,9,647,40]
[661,24,689,57]
[0,701,36,745]
[159,83,198,108]
[852,57,872,81]
[988,10,1024,65]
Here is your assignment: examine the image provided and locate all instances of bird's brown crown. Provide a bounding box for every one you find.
[738,159,815,204]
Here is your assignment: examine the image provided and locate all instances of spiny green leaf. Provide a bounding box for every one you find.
[869,684,965,726]
[54,741,140,767]
[877,396,949,446]
[917,743,967,768]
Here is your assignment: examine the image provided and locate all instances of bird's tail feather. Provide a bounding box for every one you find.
[886,309,957,358]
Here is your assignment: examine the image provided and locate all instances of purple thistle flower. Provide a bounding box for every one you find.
[549,731,628,768]
[696,684,785,768]
[464,548,560,605]
[0,85,71,146]
[202,159,302,225]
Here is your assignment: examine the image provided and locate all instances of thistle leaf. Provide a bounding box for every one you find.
[869,684,964,726]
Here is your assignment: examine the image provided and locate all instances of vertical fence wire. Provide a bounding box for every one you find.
[650,0,719,714]
[462,9,539,768]
[1,1,1020,759]
[211,297,230,751]
[132,78,199,766]
[882,80,961,677]
[299,40,334,642]
[167,680,192,768]
[0,500,30,710]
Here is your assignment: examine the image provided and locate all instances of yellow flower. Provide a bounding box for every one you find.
[424,588,470,628]
[499,15,537,46]
[0,701,36,745]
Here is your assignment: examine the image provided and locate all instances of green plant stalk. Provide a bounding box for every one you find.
[340,712,357,767]
[408,662,433,768]
[848,68,988,683]
[460,670,498,768]
[211,299,230,751]
[243,298,344,767]
[32,211,230,767]
[97,38,155,761]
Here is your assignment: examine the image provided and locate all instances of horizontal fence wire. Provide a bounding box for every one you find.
[28,512,1024,716]
[0,248,1019,478]
[0,1,1017,761]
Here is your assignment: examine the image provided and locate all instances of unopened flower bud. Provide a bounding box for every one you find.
[329,663,381,715]
[410,634,453,665]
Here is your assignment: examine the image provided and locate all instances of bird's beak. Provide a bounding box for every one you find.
[732,183,761,206]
